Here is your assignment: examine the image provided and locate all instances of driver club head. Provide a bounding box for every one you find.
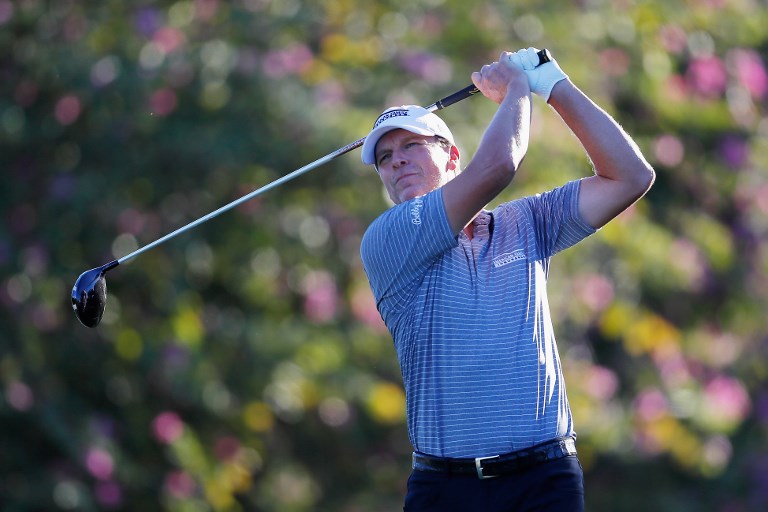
[71,260,119,328]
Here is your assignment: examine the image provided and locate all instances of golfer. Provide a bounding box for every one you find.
[359,48,655,511]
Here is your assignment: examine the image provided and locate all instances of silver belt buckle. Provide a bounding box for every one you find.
[475,455,500,479]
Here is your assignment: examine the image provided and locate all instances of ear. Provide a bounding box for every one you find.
[447,145,460,172]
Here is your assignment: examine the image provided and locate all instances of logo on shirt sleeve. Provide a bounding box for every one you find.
[410,197,424,225]
[492,249,526,268]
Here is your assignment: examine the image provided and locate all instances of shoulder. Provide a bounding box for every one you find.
[498,180,583,214]
[363,190,447,240]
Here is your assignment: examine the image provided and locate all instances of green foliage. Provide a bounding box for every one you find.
[2,0,767,510]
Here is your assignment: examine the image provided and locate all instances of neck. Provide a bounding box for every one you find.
[462,212,481,240]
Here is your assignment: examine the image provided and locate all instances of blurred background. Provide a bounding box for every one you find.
[2,0,767,510]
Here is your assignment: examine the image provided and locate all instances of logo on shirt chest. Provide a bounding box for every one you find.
[492,249,526,268]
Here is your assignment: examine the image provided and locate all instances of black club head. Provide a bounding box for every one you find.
[71,261,118,328]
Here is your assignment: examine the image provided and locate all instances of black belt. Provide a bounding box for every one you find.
[412,437,577,480]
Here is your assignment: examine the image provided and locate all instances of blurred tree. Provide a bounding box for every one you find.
[1,0,767,510]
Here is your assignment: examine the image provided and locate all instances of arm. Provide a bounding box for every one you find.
[440,52,532,236]
[547,79,655,229]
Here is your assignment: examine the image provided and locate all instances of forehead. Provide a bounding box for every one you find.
[375,129,427,154]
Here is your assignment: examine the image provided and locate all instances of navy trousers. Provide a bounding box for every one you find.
[403,455,584,512]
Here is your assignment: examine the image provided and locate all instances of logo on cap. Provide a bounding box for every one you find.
[373,109,410,129]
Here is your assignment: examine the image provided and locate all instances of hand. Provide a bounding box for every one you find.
[507,47,568,102]
[471,52,530,105]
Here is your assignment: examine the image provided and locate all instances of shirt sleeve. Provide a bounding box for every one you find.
[505,179,597,260]
[360,189,457,322]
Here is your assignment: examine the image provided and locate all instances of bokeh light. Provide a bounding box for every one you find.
[3,1,768,511]
[152,411,185,444]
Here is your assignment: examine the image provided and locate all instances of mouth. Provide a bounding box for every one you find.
[394,172,419,187]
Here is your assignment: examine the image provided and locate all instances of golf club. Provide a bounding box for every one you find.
[72,49,551,327]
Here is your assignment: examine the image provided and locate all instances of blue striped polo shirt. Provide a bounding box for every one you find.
[360,179,596,458]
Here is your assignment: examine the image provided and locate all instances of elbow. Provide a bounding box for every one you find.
[482,162,517,197]
[623,158,655,200]
[499,139,527,181]
[498,152,524,180]
[638,162,656,195]
[493,151,524,190]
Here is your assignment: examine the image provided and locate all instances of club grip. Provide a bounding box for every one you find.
[429,49,551,111]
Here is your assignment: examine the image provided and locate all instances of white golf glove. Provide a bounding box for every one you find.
[507,47,568,102]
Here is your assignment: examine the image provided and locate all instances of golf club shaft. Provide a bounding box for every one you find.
[114,95,456,265]
[426,48,550,111]
[118,142,360,265]
[116,48,551,265]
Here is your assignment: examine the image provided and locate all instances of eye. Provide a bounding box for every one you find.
[377,153,391,166]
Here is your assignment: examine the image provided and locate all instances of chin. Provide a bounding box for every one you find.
[396,187,427,204]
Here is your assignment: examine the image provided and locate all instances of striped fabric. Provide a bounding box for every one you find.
[360,179,596,458]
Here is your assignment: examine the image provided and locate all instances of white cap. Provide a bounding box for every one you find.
[361,105,455,166]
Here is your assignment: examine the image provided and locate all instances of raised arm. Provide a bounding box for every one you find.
[547,79,655,228]
[440,52,532,236]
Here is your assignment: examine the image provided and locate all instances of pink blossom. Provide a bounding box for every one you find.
[654,134,685,167]
[152,411,184,444]
[398,51,452,85]
[687,56,727,98]
[664,75,690,103]
[149,88,178,116]
[164,470,197,499]
[55,95,82,125]
[704,376,750,423]
[117,208,148,235]
[213,436,241,461]
[85,448,114,480]
[350,285,387,332]
[5,381,34,411]
[195,0,219,21]
[753,184,768,214]
[313,80,346,107]
[153,27,186,54]
[585,366,619,401]
[95,480,123,508]
[0,0,14,25]
[728,48,768,99]
[573,273,614,313]
[599,48,631,77]
[634,388,668,422]
[303,271,338,323]
[659,24,687,54]
[655,352,691,387]
[262,44,314,78]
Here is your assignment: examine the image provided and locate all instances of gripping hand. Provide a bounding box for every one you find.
[507,47,568,102]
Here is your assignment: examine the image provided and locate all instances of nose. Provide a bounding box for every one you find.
[391,149,407,168]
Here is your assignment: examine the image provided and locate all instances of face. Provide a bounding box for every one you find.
[374,129,460,204]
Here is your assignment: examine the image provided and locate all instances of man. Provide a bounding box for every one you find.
[359,48,654,511]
